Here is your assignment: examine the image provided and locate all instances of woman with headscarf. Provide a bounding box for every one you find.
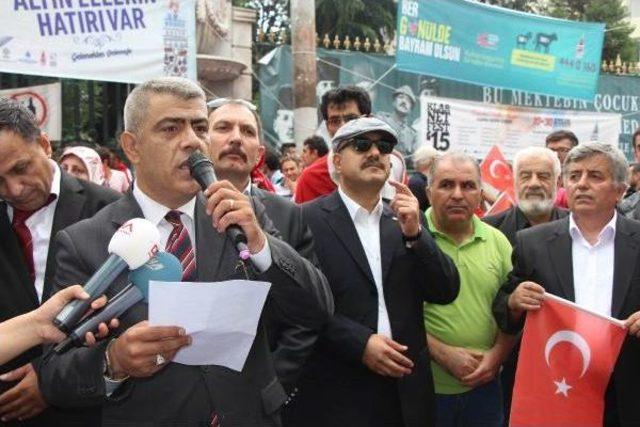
[59,146,105,185]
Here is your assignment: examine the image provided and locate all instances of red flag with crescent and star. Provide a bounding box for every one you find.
[480,145,515,199]
[510,293,627,427]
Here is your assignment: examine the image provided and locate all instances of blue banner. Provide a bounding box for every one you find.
[396,0,605,100]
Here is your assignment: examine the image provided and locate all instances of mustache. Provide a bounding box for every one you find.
[362,158,385,170]
[219,146,247,162]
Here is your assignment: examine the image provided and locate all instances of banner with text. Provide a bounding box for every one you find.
[419,95,620,160]
[0,83,61,140]
[0,0,196,83]
[396,0,604,100]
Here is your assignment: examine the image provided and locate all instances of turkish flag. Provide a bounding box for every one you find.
[480,145,514,199]
[510,293,627,427]
[484,192,514,217]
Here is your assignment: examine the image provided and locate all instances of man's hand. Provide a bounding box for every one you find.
[107,321,191,379]
[32,286,119,345]
[438,346,483,381]
[461,348,501,388]
[204,180,266,254]
[508,281,545,320]
[625,311,640,338]
[389,180,421,238]
[0,363,47,421]
[362,334,414,378]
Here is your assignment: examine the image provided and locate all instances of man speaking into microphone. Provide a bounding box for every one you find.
[38,77,333,426]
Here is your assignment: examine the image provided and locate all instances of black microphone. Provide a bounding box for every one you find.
[53,218,161,332]
[53,252,183,354]
[187,151,251,260]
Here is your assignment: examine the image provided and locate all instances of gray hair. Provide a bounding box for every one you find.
[563,142,628,186]
[207,98,264,144]
[428,151,481,185]
[513,146,561,182]
[412,145,439,169]
[0,98,41,143]
[124,77,205,133]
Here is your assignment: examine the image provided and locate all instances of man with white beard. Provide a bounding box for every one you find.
[483,146,568,424]
[484,146,568,246]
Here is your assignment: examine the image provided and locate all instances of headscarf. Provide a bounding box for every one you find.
[60,146,105,185]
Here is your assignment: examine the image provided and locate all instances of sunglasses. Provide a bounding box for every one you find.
[207,97,257,111]
[343,138,395,154]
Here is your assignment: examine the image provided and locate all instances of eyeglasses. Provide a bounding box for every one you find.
[207,97,257,111]
[343,138,395,154]
[326,114,361,127]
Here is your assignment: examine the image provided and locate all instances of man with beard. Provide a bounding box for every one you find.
[378,86,418,157]
[484,147,568,246]
[483,146,568,423]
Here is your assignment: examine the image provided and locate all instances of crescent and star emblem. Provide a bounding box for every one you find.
[544,330,592,397]
[489,159,512,180]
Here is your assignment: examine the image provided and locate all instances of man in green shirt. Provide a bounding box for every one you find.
[424,152,514,427]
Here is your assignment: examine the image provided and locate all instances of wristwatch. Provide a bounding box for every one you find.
[403,227,422,248]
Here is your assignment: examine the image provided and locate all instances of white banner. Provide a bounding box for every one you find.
[0,83,62,140]
[419,95,621,160]
[0,1,196,84]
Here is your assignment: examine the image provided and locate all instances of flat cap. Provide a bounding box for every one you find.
[331,117,398,152]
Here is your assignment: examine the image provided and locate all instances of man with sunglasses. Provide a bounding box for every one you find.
[294,86,371,204]
[289,117,460,427]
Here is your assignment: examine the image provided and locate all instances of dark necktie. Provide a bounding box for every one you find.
[11,194,56,284]
[164,210,196,281]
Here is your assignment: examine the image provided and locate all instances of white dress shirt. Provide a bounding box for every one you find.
[7,160,60,303]
[338,187,392,338]
[132,183,271,272]
[569,212,616,317]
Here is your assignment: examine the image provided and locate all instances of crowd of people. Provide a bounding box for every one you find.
[1,78,640,427]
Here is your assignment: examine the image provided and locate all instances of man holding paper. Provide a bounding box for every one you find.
[493,142,640,427]
[38,77,333,426]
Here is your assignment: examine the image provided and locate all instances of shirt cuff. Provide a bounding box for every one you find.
[249,239,272,272]
[104,375,126,397]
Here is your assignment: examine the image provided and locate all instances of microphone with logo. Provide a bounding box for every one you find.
[53,218,161,333]
[187,151,251,260]
[53,252,183,354]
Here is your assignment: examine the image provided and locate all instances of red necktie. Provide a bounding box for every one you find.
[11,195,56,284]
[164,210,196,281]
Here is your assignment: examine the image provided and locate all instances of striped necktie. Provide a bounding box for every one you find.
[164,210,196,281]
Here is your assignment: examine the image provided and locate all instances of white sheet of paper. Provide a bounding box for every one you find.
[148,280,271,371]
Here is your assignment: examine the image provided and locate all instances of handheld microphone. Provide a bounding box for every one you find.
[53,218,161,332]
[187,151,251,260]
[53,252,183,353]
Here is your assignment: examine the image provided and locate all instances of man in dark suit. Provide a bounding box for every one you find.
[0,99,120,426]
[484,146,568,246]
[207,99,317,394]
[38,77,333,426]
[493,142,640,427]
[290,117,460,427]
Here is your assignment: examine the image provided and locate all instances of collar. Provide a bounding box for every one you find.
[49,160,61,198]
[425,207,487,244]
[243,182,253,196]
[132,182,196,227]
[569,210,617,244]
[338,187,383,221]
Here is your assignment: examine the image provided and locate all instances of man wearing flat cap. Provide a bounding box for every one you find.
[287,117,460,427]
[378,85,418,157]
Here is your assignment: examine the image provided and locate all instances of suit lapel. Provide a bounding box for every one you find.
[0,203,38,307]
[612,216,639,318]
[195,194,232,281]
[380,206,400,284]
[546,218,575,300]
[43,173,86,298]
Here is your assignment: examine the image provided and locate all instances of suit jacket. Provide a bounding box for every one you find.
[289,192,460,427]
[483,205,568,246]
[251,186,320,395]
[38,191,333,427]
[493,215,640,427]
[0,172,119,427]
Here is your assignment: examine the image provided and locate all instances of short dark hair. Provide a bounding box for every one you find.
[320,86,371,121]
[264,149,281,171]
[280,142,296,155]
[632,128,640,148]
[0,98,41,143]
[545,130,579,147]
[631,162,640,174]
[303,135,328,157]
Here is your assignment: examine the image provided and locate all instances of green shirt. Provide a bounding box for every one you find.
[423,208,512,394]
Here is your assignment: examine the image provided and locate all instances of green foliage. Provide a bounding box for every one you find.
[315,0,396,41]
